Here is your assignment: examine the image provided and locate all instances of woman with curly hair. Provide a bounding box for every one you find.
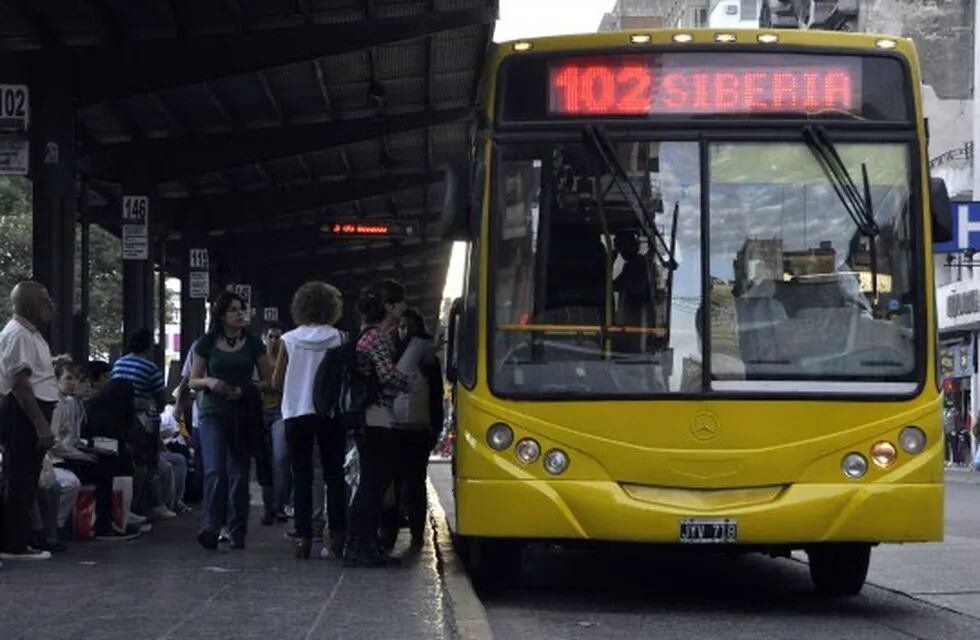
[272,281,347,559]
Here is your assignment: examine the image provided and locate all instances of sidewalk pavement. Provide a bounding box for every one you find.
[0,482,476,640]
[944,466,980,485]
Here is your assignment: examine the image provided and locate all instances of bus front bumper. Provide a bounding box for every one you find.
[454,478,943,544]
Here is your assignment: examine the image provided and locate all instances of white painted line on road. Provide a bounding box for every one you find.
[428,477,494,640]
[304,572,346,640]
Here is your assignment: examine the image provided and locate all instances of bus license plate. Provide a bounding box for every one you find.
[679,518,737,544]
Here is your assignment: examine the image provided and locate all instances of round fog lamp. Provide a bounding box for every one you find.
[543,449,569,475]
[514,438,541,465]
[842,453,868,480]
[899,426,926,454]
[486,423,514,451]
[870,441,897,468]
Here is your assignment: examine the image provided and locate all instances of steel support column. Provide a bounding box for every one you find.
[75,185,91,364]
[179,224,207,364]
[157,238,167,368]
[29,67,76,354]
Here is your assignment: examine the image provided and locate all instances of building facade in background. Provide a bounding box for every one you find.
[599,0,670,30]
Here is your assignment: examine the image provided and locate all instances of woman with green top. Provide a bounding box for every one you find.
[189,291,272,550]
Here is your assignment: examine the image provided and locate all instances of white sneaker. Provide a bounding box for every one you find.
[150,506,177,521]
[127,512,148,526]
[0,547,52,561]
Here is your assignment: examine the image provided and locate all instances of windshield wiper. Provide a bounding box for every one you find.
[802,125,880,302]
[583,125,678,271]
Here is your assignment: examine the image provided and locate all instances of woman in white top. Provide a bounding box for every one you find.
[272,281,346,559]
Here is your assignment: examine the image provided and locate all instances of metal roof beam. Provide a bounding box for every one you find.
[90,170,445,231]
[261,241,450,273]
[10,7,495,105]
[88,107,470,184]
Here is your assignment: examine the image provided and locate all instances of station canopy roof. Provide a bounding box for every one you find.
[0,0,497,322]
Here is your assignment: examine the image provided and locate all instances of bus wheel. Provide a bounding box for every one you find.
[806,543,871,596]
[462,536,522,591]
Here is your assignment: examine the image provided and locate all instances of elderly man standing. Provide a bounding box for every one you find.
[0,282,57,561]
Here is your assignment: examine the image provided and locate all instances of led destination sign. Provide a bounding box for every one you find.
[549,55,861,116]
[322,219,419,237]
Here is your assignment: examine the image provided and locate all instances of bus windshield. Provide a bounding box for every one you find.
[490,139,917,397]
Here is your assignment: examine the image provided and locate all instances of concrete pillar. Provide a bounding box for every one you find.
[29,66,76,354]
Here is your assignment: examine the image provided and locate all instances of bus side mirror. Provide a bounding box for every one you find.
[445,297,463,384]
[436,163,470,241]
[931,177,952,243]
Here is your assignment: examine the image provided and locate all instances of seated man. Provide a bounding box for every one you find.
[50,361,136,540]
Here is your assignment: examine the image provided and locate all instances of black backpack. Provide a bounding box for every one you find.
[313,329,375,431]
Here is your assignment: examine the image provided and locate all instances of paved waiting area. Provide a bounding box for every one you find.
[0,477,458,640]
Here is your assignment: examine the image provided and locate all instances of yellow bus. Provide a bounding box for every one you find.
[446,28,953,596]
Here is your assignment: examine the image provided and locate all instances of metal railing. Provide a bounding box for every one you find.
[931,141,974,170]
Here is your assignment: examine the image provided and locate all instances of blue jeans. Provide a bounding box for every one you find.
[261,409,292,514]
[198,414,251,542]
[160,451,188,509]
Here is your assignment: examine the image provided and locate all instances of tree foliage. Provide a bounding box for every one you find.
[0,176,123,359]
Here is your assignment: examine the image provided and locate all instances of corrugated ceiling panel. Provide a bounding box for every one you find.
[313,2,365,24]
[321,51,370,86]
[212,76,277,125]
[267,63,326,121]
[162,85,234,133]
[375,0,428,19]
[118,95,177,137]
[374,41,426,80]
[432,25,487,71]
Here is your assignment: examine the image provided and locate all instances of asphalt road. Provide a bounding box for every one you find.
[430,464,980,640]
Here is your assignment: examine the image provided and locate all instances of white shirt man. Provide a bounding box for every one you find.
[0,315,59,404]
[0,282,57,560]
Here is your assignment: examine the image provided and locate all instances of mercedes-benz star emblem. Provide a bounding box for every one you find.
[690,413,720,442]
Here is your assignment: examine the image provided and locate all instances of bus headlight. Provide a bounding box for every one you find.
[899,426,926,454]
[515,438,541,465]
[543,449,570,475]
[870,441,897,468]
[842,453,868,479]
[486,423,514,451]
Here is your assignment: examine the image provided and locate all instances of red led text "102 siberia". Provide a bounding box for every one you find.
[549,63,856,116]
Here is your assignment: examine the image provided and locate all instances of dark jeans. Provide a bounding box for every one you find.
[58,456,116,534]
[198,414,251,543]
[347,426,397,548]
[1,399,53,553]
[390,429,431,538]
[285,414,346,538]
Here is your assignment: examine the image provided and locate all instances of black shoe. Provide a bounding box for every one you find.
[197,530,219,551]
[329,531,346,559]
[261,512,274,526]
[295,537,312,559]
[343,540,400,568]
[95,529,139,542]
[33,538,69,552]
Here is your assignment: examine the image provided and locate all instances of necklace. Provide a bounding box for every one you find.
[222,330,243,347]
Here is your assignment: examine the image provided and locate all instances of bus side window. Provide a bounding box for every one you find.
[457,238,480,389]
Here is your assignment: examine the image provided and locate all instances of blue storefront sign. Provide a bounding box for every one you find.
[935,202,980,253]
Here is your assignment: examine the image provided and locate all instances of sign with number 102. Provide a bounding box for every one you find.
[0,85,29,131]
